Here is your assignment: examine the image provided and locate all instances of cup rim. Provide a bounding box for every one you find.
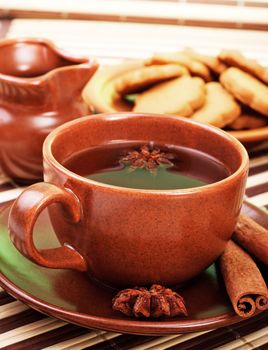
[43,113,249,195]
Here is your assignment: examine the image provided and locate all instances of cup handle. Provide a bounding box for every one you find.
[8,182,87,271]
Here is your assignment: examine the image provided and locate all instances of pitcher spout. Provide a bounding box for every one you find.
[0,37,98,107]
[46,61,98,105]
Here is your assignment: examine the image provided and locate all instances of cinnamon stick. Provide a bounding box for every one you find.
[219,240,268,318]
[233,214,268,266]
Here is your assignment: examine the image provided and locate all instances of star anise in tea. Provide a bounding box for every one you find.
[119,144,175,173]
[112,284,188,318]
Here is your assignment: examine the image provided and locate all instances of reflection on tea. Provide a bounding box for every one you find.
[63,141,229,190]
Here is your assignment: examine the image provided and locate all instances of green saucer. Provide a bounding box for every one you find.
[0,201,266,335]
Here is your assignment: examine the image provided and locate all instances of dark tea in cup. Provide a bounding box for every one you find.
[63,141,229,190]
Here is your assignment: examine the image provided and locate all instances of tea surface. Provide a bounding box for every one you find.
[63,142,229,190]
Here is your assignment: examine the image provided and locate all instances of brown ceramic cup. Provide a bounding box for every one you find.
[8,113,249,287]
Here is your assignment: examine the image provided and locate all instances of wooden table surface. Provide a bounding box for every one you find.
[0,18,268,350]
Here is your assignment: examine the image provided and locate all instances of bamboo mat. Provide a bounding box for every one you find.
[1,0,268,30]
[0,18,268,350]
[6,19,268,66]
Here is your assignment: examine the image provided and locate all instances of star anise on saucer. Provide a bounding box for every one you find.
[119,144,175,173]
[112,284,188,318]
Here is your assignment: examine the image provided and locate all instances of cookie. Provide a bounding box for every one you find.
[191,82,241,128]
[133,76,205,116]
[146,52,212,82]
[227,113,267,130]
[219,50,268,85]
[183,48,226,75]
[113,64,188,95]
[220,67,268,117]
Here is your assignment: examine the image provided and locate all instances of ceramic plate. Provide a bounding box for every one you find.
[0,201,267,336]
[82,60,268,147]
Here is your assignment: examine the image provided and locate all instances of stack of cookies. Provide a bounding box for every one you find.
[112,49,268,130]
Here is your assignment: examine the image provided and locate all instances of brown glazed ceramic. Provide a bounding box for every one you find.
[8,113,249,288]
[0,38,98,184]
[1,201,267,335]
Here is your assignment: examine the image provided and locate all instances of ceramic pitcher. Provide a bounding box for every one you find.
[0,38,98,184]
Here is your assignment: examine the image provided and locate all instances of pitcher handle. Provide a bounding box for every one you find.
[8,182,87,271]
